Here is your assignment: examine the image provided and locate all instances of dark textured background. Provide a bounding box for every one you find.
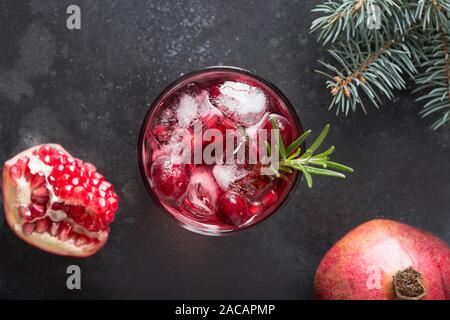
[0,0,448,299]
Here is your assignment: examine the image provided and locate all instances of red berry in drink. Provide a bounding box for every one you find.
[217,192,248,226]
[150,156,189,203]
[262,114,294,147]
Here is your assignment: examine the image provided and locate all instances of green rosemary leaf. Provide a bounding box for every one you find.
[287,147,302,160]
[313,145,335,159]
[297,163,313,188]
[286,130,311,155]
[269,124,353,188]
[278,166,293,174]
[304,166,346,178]
[304,124,330,156]
[321,161,354,173]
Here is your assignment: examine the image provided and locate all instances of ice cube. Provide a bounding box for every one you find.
[245,112,269,143]
[196,90,222,118]
[177,94,198,128]
[212,164,248,191]
[211,81,267,126]
[184,167,221,217]
[178,90,223,130]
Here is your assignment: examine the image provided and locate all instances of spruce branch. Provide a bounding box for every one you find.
[312,0,450,129]
[414,0,450,129]
[416,0,450,30]
[316,26,422,114]
[415,23,450,129]
[311,0,417,44]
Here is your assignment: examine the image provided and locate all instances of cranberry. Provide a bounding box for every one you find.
[261,114,294,147]
[209,84,221,99]
[217,192,248,226]
[261,189,278,208]
[150,156,189,202]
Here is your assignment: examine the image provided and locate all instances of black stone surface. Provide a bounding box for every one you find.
[0,0,448,299]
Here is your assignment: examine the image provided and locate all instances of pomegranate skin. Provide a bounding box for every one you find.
[314,219,449,300]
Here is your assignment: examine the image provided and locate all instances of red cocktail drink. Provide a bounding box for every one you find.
[139,67,303,235]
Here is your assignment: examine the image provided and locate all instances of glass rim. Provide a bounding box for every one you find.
[137,65,305,235]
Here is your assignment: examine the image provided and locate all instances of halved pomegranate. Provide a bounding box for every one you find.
[2,144,119,257]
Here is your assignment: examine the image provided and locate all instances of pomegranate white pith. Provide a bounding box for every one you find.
[2,144,119,257]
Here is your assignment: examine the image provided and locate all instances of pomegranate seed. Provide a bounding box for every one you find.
[107,197,119,211]
[99,181,112,192]
[94,198,108,214]
[57,156,67,165]
[79,170,87,179]
[85,216,106,232]
[75,159,83,168]
[38,145,51,157]
[104,210,115,224]
[83,192,95,206]
[56,174,70,186]
[93,172,104,182]
[29,203,47,218]
[77,212,90,225]
[67,205,85,221]
[84,216,96,232]
[48,147,57,156]
[94,218,105,231]
[60,184,74,198]
[31,186,50,204]
[72,186,87,200]
[84,162,96,173]
[24,169,33,182]
[30,173,46,189]
[57,222,73,241]
[51,202,65,211]
[35,218,52,233]
[22,222,36,236]
[65,164,76,174]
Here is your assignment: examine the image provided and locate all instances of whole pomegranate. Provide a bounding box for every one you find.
[314,219,449,300]
[2,144,119,257]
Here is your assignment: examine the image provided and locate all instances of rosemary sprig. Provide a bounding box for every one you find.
[268,119,353,188]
